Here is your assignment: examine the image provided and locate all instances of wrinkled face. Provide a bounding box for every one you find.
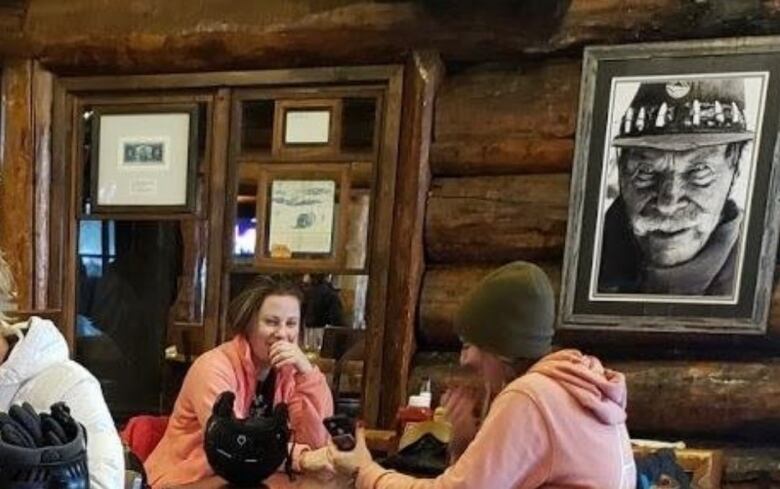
[246,294,301,365]
[460,342,506,390]
[618,144,738,267]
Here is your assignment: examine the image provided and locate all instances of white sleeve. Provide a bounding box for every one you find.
[61,378,126,489]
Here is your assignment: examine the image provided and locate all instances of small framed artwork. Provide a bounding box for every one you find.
[89,104,199,214]
[254,163,351,269]
[560,38,780,334]
[273,99,342,159]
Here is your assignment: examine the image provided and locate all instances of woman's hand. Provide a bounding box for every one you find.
[299,447,336,481]
[270,340,314,374]
[329,427,373,478]
[441,386,480,461]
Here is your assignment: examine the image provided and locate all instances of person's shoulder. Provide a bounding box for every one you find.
[187,340,244,382]
[18,358,100,405]
[190,342,231,370]
[501,372,562,404]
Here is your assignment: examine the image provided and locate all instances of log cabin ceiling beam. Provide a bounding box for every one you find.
[0,0,777,73]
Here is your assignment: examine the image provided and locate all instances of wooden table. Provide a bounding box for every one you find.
[171,473,353,489]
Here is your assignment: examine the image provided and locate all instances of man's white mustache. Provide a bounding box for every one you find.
[632,206,704,235]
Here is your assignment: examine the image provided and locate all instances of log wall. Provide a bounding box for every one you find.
[416,53,780,488]
[1,0,780,485]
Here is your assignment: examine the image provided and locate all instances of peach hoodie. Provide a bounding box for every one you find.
[145,335,333,488]
[357,350,636,489]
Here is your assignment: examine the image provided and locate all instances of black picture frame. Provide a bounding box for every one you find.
[560,38,780,335]
[88,104,199,215]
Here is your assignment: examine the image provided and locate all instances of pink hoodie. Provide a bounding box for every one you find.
[145,335,333,488]
[357,350,635,489]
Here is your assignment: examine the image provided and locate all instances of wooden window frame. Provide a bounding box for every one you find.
[45,65,405,426]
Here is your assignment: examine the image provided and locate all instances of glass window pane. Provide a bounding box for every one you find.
[170,220,207,324]
[241,100,274,153]
[341,97,376,151]
[78,220,103,255]
[234,179,258,259]
[76,220,183,421]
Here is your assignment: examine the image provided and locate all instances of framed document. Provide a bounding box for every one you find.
[89,104,199,214]
[268,179,336,255]
[284,111,331,144]
[273,99,341,159]
[254,163,351,269]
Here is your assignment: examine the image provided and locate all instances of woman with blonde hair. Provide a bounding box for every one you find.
[0,252,125,489]
[145,275,334,488]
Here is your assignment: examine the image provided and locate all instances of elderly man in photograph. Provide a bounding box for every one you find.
[598,78,753,296]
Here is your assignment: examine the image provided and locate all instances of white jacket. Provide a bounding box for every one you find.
[0,317,125,489]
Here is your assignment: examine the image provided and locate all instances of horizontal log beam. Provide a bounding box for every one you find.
[419,263,561,349]
[620,361,780,441]
[22,2,568,74]
[430,137,574,177]
[425,174,570,264]
[411,353,780,441]
[0,1,778,73]
[420,265,780,351]
[434,61,581,141]
[723,447,780,485]
[551,0,780,49]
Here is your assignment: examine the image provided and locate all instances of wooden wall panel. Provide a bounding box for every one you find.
[425,174,570,264]
[419,266,780,351]
[431,137,574,177]
[0,1,776,74]
[431,62,580,177]
[0,59,34,309]
[434,61,580,141]
[32,62,52,309]
[379,51,443,427]
[419,263,561,349]
[410,352,780,441]
[417,17,780,463]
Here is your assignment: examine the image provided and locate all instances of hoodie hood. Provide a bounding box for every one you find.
[0,317,70,387]
[529,349,628,425]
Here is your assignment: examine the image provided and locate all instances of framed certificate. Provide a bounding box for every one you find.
[273,99,341,159]
[253,163,351,269]
[89,104,199,214]
[268,179,336,255]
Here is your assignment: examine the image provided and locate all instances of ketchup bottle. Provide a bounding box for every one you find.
[395,394,433,436]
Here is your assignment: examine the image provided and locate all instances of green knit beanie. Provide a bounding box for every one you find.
[454,261,555,361]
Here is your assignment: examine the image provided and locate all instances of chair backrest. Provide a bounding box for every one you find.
[121,415,169,463]
[319,327,365,409]
[320,326,365,361]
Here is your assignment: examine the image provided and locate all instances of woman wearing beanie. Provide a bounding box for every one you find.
[330,261,636,489]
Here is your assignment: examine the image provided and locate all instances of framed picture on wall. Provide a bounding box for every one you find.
[89,104,199,214]
[253,163,351,270]
[560,38,780,334]
[273,99,342,159]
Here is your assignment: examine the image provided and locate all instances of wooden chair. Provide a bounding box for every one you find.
[318,326,365,412]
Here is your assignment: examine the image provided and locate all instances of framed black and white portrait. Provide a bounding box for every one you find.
[560,39,780,334]
[89,104,199,214]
